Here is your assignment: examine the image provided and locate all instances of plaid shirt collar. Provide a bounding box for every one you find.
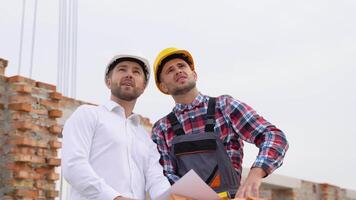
[172,92,206,114]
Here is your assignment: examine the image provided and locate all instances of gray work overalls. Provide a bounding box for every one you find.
[168,97,240,198]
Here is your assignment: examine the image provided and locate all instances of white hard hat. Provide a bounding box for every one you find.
[105,53,150,83]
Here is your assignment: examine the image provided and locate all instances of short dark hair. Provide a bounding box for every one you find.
[157,53,193,83]
[106,57,149,82]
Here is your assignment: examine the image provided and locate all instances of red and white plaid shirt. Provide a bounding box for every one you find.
[152,93,288,184]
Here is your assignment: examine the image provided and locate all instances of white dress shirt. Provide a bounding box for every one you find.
[62,100,170,200]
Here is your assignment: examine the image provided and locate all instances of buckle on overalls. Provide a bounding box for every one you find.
[218,191,230,199]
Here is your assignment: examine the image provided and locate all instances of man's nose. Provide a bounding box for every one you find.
[125,70,134,78]
[176,68,183,75]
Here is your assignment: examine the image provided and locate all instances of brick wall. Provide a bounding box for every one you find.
[0,76,61,199]
[258,176,352,200]
[320,183,348,200]
[0,58,86,200]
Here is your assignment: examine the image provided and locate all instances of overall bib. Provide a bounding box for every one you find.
[168,98,240,198]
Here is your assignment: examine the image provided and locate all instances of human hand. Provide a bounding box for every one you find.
[235,168,266,198]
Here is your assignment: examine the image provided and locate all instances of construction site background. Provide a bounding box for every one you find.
[1,57,355,200]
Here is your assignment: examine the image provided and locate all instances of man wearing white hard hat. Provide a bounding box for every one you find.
[62,53,170,200]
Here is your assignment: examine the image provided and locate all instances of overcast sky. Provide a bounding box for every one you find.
[1,0,356,191]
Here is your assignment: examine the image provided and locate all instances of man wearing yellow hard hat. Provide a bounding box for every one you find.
[151,47,289,199]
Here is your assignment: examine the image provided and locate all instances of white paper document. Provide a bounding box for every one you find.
[155,170,220,200]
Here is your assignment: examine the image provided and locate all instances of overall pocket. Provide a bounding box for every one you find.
[174,138,220,187]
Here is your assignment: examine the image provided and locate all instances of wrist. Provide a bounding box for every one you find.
[250,167,267,178]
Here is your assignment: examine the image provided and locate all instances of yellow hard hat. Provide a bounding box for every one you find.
[153,47,195,94]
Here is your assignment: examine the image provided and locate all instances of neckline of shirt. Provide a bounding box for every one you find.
[103,100,141,126]
[173,92,207,114]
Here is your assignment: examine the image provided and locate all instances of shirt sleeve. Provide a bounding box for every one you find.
[222,95,289,176]
[151,120,181,184]
[62,105,120,200]
[144,137,171,200]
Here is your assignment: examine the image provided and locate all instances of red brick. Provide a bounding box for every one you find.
[9,95,36,104]
[7,75,25,83]
[7,75,23,83]
[49,124,62,135]
[7,75,36,85]
[13,154,46,164]
[37,149,57,158]
[49,140,62,149]
[38,190,46,199]
[51,149,58,157]
[48,109,62,118]
[0,103,4,110]
[10,146,36,155]
[5,162,32,171]
[35,167,53,179]
[31,108,48,115]
[11,180,35,188]
[39,98,59,109]
[10,137,48,148]
[47,158,61,166]
[36,140,48,148]
[30,87,42,96]
[36,166,52,172]
[47,172,59,181]
[35,180,55,190]
[32,124,50,135]
[10,111,29,120]
[9,137,35,147]
[46,190,59,198]
[49,91,62,100]
[36,81,56,91]
[8,103,32,112]
[14,120,33,131]
[13,84,32,93]
[15,189,39,198]
[14,170,31,179]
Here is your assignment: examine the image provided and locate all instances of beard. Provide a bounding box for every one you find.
[111,84,142,101]
[171,80,196,96]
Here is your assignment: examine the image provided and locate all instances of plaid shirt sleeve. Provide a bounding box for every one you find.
[151,119,180,184]
[221,95,289,175]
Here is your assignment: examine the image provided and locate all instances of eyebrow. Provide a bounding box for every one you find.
[116,64,128,68]
[132,66,143,71]
[164,65,174,72]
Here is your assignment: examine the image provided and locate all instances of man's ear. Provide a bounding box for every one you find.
[142,80,147,89]
[159,82,169,94]
[193,70,198,81]
[105,77,111,88]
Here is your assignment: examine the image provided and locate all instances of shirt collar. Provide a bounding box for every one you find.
[103,100,141,126]
[173,92,206,114]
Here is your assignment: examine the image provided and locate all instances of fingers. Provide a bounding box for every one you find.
[235,182,260,198]
[236,185,250,198]
[251,183,259,197]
